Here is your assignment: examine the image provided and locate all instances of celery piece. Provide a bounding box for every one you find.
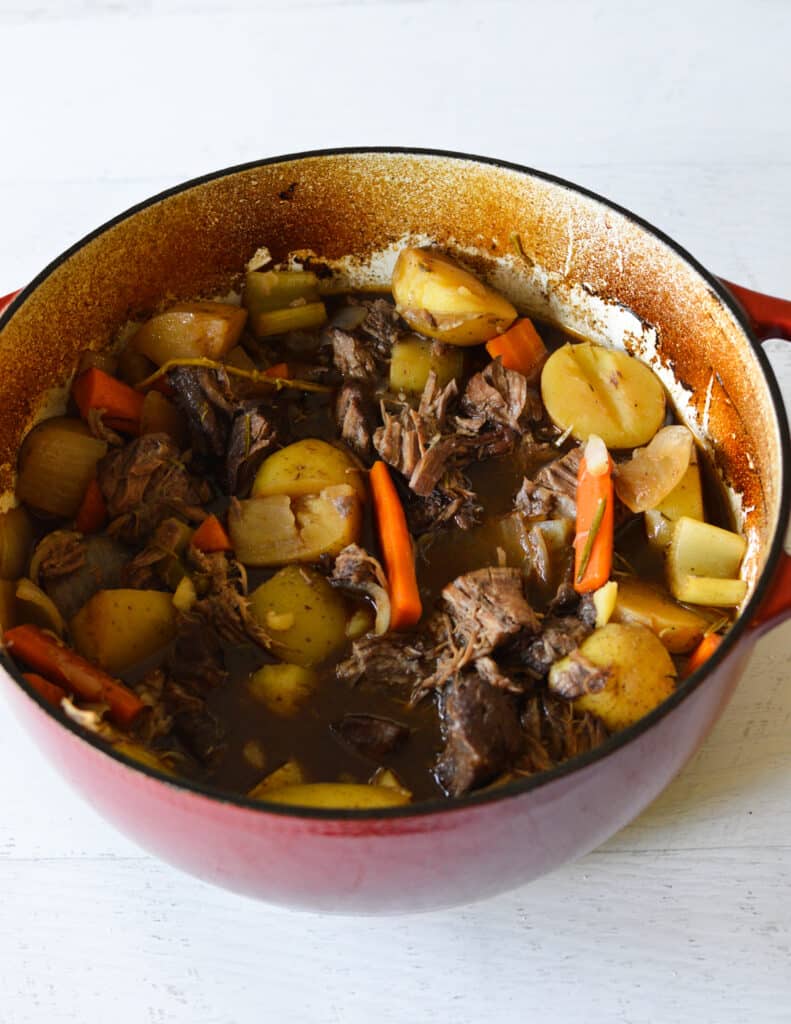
[253,301,328,339]
[244,270,321,319]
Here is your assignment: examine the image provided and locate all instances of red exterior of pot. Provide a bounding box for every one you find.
[2,640,752,913]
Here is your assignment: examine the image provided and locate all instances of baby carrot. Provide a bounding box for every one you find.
[75,478,107,534]
[23,672,67,707]
[685,632,722,675]
[574,435,614,594]
[191,514,232,553]
[370,461,422,630]
[486,318,548,382]
[72,367,145,433]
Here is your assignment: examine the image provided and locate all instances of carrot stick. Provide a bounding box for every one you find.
[264,362,289,379]
[23,672,67,706]
[685,632,722,675]
[5,625,145,727]
[72,367,145,432]
[486,318,548,382]
[191,514,232,553]
[75,478,107,534]
[574,436,614,594]
[370,461,422,630]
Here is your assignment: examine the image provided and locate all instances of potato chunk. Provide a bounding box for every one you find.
[133,301,247,366]
[230,486,362,567]
[249,759,305,800]
[249,662,319,717]
[611,578,707,653]
[70,589,177,674]
[667,516,747,606]
[391,248,516,346]
[540,342,666,448]
[252,438,366,503]
[551,622,676,731]
[261,782,410,809]
[249,566,348,666]
[389,336,464,393]
[644,458,704,550]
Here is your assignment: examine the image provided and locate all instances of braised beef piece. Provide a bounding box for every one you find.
[122,517,190,589]
[334,383,375,461]
[187,547,271,650]
[441,567,541,661]
[548,652,612,699]
[460,359,536,431]
[409,433,476,497]
[330,327,381,382]
[36,532,128,620]
[329,544,389,626]
[516,445,582,520]
[435,666,524,797]
[507,614,593,679]
[518,692,609,775]
[374,403,423,478]
[405,470,480,534]
[336,632,428,690]
[98,433,210,543]
[351,297,404,353]
[225,407,277,494]
[331,714,410,760]
[169,367,235,456]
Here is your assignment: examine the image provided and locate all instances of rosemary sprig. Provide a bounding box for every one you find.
[576,497,607,583]
[134,356,331,394]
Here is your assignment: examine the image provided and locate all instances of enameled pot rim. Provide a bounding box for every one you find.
[1,146,789,821]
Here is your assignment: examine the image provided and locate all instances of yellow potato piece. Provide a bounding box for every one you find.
[670,574,747,607]
[70,589,177,674]
[611,578,707,653]
[540,342,666,448]
[261,782,411,809]
[230,486,362,567]
[249,566,349,667]
[249,662,319,717]
[252,438,366,503]
[389,336,464,393]
[133,301,247,366]
[644,458,704,550]
[391,248,516,346]
[552,622,676,732]
[249,759,305,800]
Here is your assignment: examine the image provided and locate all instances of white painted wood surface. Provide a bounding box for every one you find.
[1,1,789,1021]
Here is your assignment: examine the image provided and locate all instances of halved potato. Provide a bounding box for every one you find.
[133,301,247,366]
[70,589,177,674]
[540,342,666,448]
[252,438,366,503]
[230,486,362,567]
[611,578,707,653]
[552,622,676,731]
[249,566,349,666]
[391,248,516,346]
[261,782,411,809]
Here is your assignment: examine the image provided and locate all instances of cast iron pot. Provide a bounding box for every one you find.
[0,149,789,914]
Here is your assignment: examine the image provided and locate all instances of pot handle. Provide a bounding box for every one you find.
[720,279,791,633]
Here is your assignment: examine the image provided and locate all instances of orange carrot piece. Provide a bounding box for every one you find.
[573,444,614,594]
[5,624,145,727]
[370,461,422,630]
[75,478,107,534]
[72,367,145,431]
[23,672,67,706]
[486,318,548,382]
[264,362,289,378]
[685,633,722,675]
[191,514,232,553]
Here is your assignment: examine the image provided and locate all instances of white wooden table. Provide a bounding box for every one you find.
[1,2,789,1021]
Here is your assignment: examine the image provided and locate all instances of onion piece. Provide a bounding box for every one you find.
[614,426,695,513]
[15,578,66,637]
[584,434,610,476]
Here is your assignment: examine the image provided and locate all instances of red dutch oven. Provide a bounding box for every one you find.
[0,149,788,914]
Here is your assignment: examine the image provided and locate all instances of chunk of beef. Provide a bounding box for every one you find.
[336,632,428,691]
[330,326,380,381]
[352,297,404,353]
[225,407,277,494]
[122,517,190,589]
[335,383,374,461]
[36,532,128,620]
[169,366,235,456]
[405,470,480,535]
[417,372,458,434]
[461,359,530,430]
[435,667,523,797]
[442,567,541,659]
[409,433,474,497]
[331,714,410,760]
[98,433,210,543]
[330,544,390,632]
[374,403,423,478]
[509,615,593,679]
[548,652,612,699]
[516,445,583,520]
[187,547,271,650]
[518,692,609,775]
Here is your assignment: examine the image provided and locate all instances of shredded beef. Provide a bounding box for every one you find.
[36,533,128,621]
[441,567,540,660]
[417,372,458,433]
[336,632,428,690]
[98,433,210,543]
[187,547,271,650]
[548,652,612,699]
[518,692,609,775]
[409,433,474,497]
[435,666,524,797]
[509,615,593,679]
[351,297,404,353]
[516,445,583,520]
[225,407,277,494]
[169,367,234,456]
[122,517,190,589]
[374,403,423,478]
[461,359,530,430]
[331,714,410,760]
[330,327,380,382]
[335,383,374,460]
[329,545,389,632]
